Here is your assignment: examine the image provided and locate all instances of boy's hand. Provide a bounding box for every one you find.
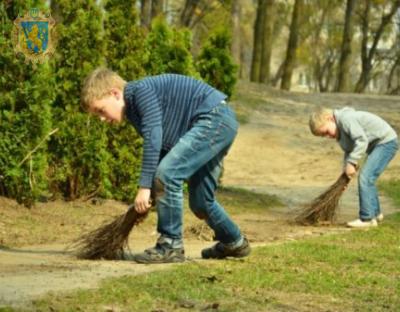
[344,162,357,178]
[134,188,152,213]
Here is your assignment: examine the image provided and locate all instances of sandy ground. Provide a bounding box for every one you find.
[1,84,399,308]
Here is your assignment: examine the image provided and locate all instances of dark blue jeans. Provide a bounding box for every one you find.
[358,139,398,220]
[154,102,242,247]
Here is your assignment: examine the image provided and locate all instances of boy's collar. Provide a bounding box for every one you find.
[333,115,340,140]
[123,82,134,105]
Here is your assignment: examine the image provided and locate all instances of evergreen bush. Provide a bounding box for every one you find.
[196,28,238,97]
[0,1,54,207]
[145,17,198,77]
[48,0,111,200]
[103,0,146,202]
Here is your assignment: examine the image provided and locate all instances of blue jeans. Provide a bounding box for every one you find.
[154,102,242,247]
[358,139,398,220]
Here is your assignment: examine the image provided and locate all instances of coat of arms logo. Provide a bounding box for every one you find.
[12,8,57,67]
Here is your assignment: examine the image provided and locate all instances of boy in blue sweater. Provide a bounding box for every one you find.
[309,107,398,228]
[81,68,250,263]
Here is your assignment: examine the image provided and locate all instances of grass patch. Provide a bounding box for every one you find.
[379,179,400,207]
[0,200,129,247]
[216,186,284,214]
[0,187,282,248]
[26,213,400,312]
[231,92,273,124]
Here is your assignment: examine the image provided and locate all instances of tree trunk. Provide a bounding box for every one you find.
[259,0,275,84]
[280,0,303,91]
[250,0,265,82]
[140,0,151,28]
[336,0,356,92]
[151,0,164,19]
[271,60,284,87]
[231,0,241,67]
[387,56,400,93]
[318,52,335,92]
[50,1,64,24]
[354,0,400,93]
[180,0,197,28]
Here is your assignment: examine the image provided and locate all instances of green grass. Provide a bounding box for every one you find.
[23,213,399,312]
[379,179,400,207]
[4,180,399,311]
[24,214,400,311]
[231,92,273,124]
[216,186,284,214]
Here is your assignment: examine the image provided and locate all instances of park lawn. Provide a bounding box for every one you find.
[231,89,274,124]
[380,179,400,207]
[19,181,399,312]
[0,186,281,248]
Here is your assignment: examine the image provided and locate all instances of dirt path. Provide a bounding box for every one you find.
[1,84,399,308]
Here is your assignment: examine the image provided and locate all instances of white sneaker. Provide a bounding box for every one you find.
[347,219,378,228]
[376,213,384,222]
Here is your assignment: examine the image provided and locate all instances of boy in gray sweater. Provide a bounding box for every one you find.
[309,107,398,228]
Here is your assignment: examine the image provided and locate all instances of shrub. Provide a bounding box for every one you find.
[0,1,54,206]
[196,28,238,97]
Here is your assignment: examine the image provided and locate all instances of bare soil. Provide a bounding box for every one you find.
[1,83,399,308]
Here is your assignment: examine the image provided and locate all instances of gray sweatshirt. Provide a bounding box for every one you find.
[334,107,398,165]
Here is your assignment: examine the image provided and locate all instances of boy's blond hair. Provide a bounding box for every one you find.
[81,67,127,110]
[309,107,333,135]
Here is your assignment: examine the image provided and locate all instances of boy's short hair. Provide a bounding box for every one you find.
[309,107,333,135]
[81,67,127,110]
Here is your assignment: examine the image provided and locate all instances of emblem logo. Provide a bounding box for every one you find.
[12,8,57,67]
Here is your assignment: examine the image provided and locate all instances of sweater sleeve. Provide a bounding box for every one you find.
[342,118,368,164]
[135,86,163,188]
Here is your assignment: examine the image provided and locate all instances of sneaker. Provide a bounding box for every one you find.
[201,237,251,259]
[133,243,185,264]
[376,213,384,222]
[347,218,378,228]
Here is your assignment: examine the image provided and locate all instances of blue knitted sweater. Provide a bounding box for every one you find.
[123,74,227,188]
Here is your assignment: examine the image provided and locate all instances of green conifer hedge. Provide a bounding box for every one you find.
[0,2,238,206]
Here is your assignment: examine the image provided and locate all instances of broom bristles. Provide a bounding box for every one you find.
[72,206,148,260]
[295,173,350,225]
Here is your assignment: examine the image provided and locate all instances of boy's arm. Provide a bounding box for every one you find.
[135,86,163,189]
[342,119,368,166]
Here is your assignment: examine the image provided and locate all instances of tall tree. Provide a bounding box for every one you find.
[180,0,197,27]
[259,0,275,83]
[387,19,400,94]
[179,0,215,29]
[354,0,400,93]
[151,0,164,19]
[250,0,265,82]
[336,0,356,92]
[306,1,342,92]
[231,0,241,67]
[280,0,304,90]
[140,0,151,29]
[387,56,400,94]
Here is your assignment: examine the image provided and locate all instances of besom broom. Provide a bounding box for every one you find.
[295,173,351,225]
[72,203,150,260]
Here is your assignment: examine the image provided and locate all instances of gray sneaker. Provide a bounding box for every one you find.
[133,243,185,264]
[201,237,251,259]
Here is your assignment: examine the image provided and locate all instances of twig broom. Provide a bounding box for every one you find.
[295,173,351,225]
[72,205,148,260]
